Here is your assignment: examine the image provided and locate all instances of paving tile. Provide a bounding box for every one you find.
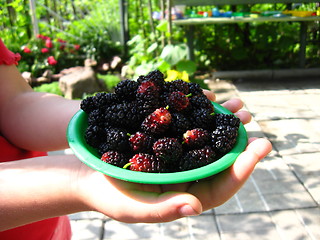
[296,207,320,240]
[70,219,103,240]
[187,215,220,240]
[216,212,279,239]
[214,194,244,215]
[262,191,317,211]
[103,220,161,240]
[160,218,191,239]
[259,119,320,155]
[282,152,320,204]
[271,209,318,240]
[253,157,297,181]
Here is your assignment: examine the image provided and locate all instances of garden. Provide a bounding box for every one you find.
[1,0,319,97]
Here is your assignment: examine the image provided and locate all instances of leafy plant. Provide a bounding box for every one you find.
[33,82,63,95]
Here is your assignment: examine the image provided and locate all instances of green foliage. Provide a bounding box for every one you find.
[1,0,318,82]
[33,82,63,96]
[98,74,121,91]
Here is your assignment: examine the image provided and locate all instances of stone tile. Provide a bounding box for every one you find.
[253,157,296,181]
[221,231,281,240]
[214,194,244,215]
[244,120,267,139]
[70,219,103,240]
[238,93,317,121]
[271,209,318,240]
[187,215,220,240]
[296,207,320,240]
[103,220,161,240]
[259,119,320,155]
[263,192,317,211]
[283,152,320,204]
[253,174,307,195]
[160,218,191,239]
[216,212,278,237]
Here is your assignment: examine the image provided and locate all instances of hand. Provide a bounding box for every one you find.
[73,91,272,223]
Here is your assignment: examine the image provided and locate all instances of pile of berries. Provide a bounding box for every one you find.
[80,70,240,173]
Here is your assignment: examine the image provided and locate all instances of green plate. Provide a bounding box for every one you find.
[67,102,248,184]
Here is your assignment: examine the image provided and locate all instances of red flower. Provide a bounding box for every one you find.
[57,38,66,43]
[74,44,80,50]
[45,39,53,48]
[23,46,31,53]
[41,48,49,53]
[47,56,57,65]
[37,34,49,40]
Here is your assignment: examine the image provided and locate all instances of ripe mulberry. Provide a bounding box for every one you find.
[101,151,129,168]
[152,137,183,162]
[180,146,216,171]
[211,125,238,154]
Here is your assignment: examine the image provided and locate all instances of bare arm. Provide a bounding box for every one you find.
[0,65,80,151]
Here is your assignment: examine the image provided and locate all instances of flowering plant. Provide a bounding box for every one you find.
[20,34,83,78]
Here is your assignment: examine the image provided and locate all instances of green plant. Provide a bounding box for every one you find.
[98,73,121,91]
[33,82,63,96]
[19,34,83,77]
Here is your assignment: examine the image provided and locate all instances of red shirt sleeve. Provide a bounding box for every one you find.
[0,38,21,65]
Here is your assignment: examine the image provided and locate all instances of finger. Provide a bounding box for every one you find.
[203,89,216,102]
[234,110,252,125]
[110,190,202,223]
[221,98,244,113]
[187,138,272,211]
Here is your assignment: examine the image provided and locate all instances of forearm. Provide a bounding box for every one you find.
[1,91,80,151]
[0,65,80,151]
[0,155,88,231]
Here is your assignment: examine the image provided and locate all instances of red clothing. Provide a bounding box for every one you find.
[0,39,72,239]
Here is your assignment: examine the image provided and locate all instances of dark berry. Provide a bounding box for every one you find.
[115,79,139,100]
[84,125,104,148]
[98,128,130,155]
[189,95,214,113]
[215,114,240,129]
[211,125,238,154]
[188,82,203,96]
[164,79,189,94]
[180,146,216,171]
[169,112,192,135]
[166,91,190,112]
[152,137,183,162]
[183,128,210,149]
[81,92,119,113]
[141,107,172,135]
[191,108,215,129]
[104,101,144,130]
[128,153,166,173]
[137,80,160,97]
[145,70,165,89]
[101,151,129,168]
[129,132,155,153]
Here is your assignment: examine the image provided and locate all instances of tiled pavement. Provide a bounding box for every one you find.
[51,77,320,240]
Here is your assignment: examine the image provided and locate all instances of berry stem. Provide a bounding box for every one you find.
[123,162,132,169]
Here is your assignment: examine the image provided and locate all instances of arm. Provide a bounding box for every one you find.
[0,64,272,230]
[0,65,80,151]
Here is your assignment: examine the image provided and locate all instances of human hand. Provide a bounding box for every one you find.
[73,90,272,223]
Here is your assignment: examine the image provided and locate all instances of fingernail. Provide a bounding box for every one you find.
[179,205,199,217]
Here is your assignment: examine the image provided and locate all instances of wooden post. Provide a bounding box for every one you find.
[119,0,129,58]
[167,0,172,44]
[29,0,39,36]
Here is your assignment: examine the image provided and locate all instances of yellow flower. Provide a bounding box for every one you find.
[165,70,190,82]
